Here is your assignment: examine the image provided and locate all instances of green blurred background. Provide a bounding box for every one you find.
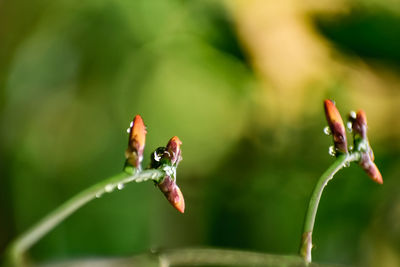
[0,0,399,266]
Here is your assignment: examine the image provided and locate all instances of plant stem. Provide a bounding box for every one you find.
[157,248,309,267]
[4,169,165,266]
[299,152,359,264]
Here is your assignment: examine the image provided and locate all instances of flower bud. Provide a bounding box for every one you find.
[359,152,383,184]
[351,110,367,140]
[166,136,182,166]
[157,176,185,213]
[150,136,185,213]
[125,115,147,170]
[350,110,383,184]
[324,100,348,154]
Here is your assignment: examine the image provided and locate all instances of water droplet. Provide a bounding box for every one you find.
[126,128,131,133]
[130,121,134,127]
[105,184,114,193]
[349,145,353,151]
[346,122,353,133]
[153,151,161,162]
[359,142,368,152]
[117,183,124,190]
[96,192,102,198]
[349,111,356,119]
[323,126,331,135]
[328,146,336,157]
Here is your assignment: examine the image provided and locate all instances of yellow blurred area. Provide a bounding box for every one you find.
[225,0,400,142]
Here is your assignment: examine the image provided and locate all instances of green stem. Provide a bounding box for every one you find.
[157,248,308,267]
[4,169,165,266]
[299,152,359,264]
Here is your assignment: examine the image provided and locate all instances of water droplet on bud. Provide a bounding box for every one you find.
[126,128,131,133]
[349,111,356,119]
[328,146,336,157]
[359,142,368,152]
[323,126,332,135]
[130,121,134,127]
[346,122,353,133]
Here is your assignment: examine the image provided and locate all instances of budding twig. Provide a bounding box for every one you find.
[4,115,185,266]
[299,100,382,264]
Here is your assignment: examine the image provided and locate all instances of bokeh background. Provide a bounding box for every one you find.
[1,0,399,266]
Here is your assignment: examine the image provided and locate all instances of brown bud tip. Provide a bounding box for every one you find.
[369,163,383,184]
[166,136,182,165]
[126,115,147,168]
[366,163,383,184]
[324,100,348,153]
[359,153,383,184]
[130,115,147,151]
[351,110,368,140]
[173,186,185,213]
[158,176,185,213]
[356,110,367,125]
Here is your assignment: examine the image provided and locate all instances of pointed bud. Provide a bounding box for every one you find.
[350,110,383,184]
[324,100,348,154]
[125,115,147,170]
[359,153,383,184]
[166,136,182,166]
[350,110,367,140]
[157,176,185,213]
[150,137,185,213]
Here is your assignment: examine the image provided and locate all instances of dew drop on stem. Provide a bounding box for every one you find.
[117,183,124,190]
[105,184,115,193]
[323,126,331,136]
[126,128,131,133]
[328,146,336,157]
[359,142,368,152]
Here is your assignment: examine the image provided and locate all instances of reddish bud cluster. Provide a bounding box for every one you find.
[153,136,185,213]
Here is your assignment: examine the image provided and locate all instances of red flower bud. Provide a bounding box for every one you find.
[166,136,182,166]
[359,152,383,184]
[350,110,383,184]
[351,110,367,140]
[324,100,348,154]
[151,136,184,212]
[125,115,147,169]
[158,176,185,213]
